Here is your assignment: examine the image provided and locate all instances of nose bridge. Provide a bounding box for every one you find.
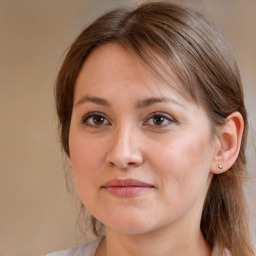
[106,121,143,168]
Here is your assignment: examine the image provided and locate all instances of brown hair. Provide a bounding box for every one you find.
[55,2,255,255]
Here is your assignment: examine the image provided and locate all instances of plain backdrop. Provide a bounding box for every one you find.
[0,0,255,255]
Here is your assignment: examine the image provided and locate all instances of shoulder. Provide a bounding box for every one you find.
[45,237,103,256]
[212,247,232,256]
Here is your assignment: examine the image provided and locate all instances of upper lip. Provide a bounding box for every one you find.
[102,179,154,188]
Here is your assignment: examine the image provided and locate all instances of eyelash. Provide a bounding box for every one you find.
[144,112,174,128]
[81,112,110,127]
[81,112,175,128]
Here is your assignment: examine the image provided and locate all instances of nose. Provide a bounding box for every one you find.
[106,124,144,169]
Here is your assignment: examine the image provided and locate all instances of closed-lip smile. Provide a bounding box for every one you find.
[101,179,155,197]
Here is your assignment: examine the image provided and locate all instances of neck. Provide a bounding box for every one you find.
[96,224,211,256]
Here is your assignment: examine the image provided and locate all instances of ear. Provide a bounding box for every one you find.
[210,111,244,174]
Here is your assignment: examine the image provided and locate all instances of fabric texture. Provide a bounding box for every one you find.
[212,247,231,256]
[45,237,102,256]
[46,237,230,256]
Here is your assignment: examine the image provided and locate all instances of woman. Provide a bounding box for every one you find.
[47,2,255,256]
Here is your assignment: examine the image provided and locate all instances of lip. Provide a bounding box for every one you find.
[101,179,155,197]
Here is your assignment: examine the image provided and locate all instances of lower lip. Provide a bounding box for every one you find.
[103,186,153,197]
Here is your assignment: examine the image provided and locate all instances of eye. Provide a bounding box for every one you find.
[144,113,174,127]
[81,112,110,127]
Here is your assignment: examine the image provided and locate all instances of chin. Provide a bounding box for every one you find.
[108,223,154,235]
[101,213,161,235]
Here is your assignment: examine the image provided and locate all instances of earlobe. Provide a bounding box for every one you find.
[210,111,244,174]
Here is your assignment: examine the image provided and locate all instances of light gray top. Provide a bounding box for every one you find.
[46,238,102,256]
[46,237,229,256]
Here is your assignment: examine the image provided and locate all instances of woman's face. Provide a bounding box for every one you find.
[69,43,217,235]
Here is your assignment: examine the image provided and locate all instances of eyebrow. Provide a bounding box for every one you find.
[136,97,185,108]
[75,95,185,109]
[75,96,111,107]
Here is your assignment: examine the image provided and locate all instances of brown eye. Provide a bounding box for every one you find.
[93,115,105,125]
[153,115,165,125]
[82,112,110,127]
[144,113,174,127]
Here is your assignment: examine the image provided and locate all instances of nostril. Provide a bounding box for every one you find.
[108,160,136,169]
[107,157,143,169]
[127,161,137,166]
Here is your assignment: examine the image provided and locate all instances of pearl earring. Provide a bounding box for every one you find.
[218,164,223,169]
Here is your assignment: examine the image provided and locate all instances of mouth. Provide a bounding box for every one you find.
[101,179,155,197]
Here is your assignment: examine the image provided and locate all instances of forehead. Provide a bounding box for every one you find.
[75,43,187,103]
[77,43,159,84]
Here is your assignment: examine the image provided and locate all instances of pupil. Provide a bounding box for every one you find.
[154,116,163,125]
[93,116,104,124]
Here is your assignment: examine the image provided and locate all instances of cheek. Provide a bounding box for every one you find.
[69,130,106,197]
[153,136,213,219]
[149,133,213,191]
[69,128,104,171]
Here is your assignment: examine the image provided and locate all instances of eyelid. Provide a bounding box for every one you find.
[143,112,175,127]
[81,111,111,126]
